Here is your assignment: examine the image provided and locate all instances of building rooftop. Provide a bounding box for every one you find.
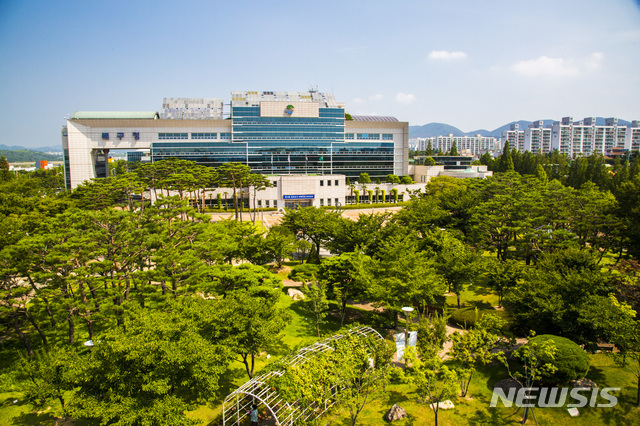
[351,115,399,122]
[230,90,341,108]
[72,111,159,120]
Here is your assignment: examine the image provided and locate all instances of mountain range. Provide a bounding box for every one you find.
[409,118,632,139]
[0,144,62,153]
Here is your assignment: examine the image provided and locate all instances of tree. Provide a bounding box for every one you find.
[20,346,82,415]
[319,252,372,327]
[263,225,297,268]
[581,294,640,405]
[502,332,558,424]
[0,155,12,181]
[400,175,413,184]
[280,207,341,263]
[449,314,509,397]
[358,172,371,184]
[416,313,448,359]
[217,162,251,221]
[434,233,478,309]
[450,140,459,156]
[506,248,612,340]
[370,235,444,326]
[332,333,391,425]
[70,300,232,425]
[301,281,329,338]
[535,163,548,185]
[405,348,458,426]
[273,331,391,426]
[386,174,401,183]
[497,141,514,172]
[217,289,291,379]
[484,258,523,307]
[247,173,271,224]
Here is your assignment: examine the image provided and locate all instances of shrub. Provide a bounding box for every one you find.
[527,334,590,384]
[449,307,509,329]
[387,366,408,384]
[289,263,319,282]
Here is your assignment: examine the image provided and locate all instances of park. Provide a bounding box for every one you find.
[1,154,640,425]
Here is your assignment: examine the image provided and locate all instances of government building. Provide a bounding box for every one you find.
[62,90,409,191]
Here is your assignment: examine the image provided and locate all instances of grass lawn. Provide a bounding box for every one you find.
[323,354,640,425]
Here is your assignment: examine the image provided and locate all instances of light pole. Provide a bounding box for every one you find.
[401,306,414,368]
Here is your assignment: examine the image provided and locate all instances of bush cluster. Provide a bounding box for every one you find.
[449,307,510,329]
[528,334,590,384]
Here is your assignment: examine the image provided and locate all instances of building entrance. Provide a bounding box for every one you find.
[284,200,313,209]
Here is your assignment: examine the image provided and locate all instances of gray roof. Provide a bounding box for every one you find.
[351,115,399,122]
[72,111,159,120]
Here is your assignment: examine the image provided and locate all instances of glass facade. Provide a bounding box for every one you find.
[151,95,396,180]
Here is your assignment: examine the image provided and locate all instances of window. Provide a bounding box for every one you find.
[327,198,331,206]
[265,200,269,207]
[335,198,339,205]
[320,180,324,186]
[258,200,262,207]
[345,133,355,139]
[191,132,217,139]
[220,133,232,140]
[327,180,331,186]
[102,133,109,140]
[335,180,339,186]
[357,133,381,140]
[382,134,393,140]
[158,133,188,140]
[272,181,277,187]
[320,199,324,206]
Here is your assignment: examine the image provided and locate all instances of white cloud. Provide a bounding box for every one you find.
[428,50,467,61]
[352,97,364,104]
[369,94,384,101]
[510,52,603,77]
[395,92,416,104]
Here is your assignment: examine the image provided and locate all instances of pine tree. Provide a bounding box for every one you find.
[498,141,514,172]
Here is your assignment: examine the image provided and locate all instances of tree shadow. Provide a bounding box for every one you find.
[10,411,61,426]
[459,406,523,425]
[466,300,494,310]
[585,365,608,386]
[215,366,249,399]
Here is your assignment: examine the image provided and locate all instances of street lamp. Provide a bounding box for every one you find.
[401,306,414,368]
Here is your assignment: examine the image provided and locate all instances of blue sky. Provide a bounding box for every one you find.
[1,0,639,148]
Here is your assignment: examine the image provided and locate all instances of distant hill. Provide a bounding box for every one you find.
[410,117,633,139]
[0,144,62,153]
[0,149,62,163]
[409,123,466,138]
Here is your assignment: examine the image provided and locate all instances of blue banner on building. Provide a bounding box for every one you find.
[283,194,315,200]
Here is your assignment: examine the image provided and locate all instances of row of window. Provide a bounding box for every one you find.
[319,179,340,187]
[345,133,394,140]
[319,198,341,207]
[159,132,231,140]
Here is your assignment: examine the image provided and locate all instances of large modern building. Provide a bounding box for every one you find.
[62,90,409,190]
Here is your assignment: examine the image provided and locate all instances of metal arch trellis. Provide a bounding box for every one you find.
[222,325,383,426]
